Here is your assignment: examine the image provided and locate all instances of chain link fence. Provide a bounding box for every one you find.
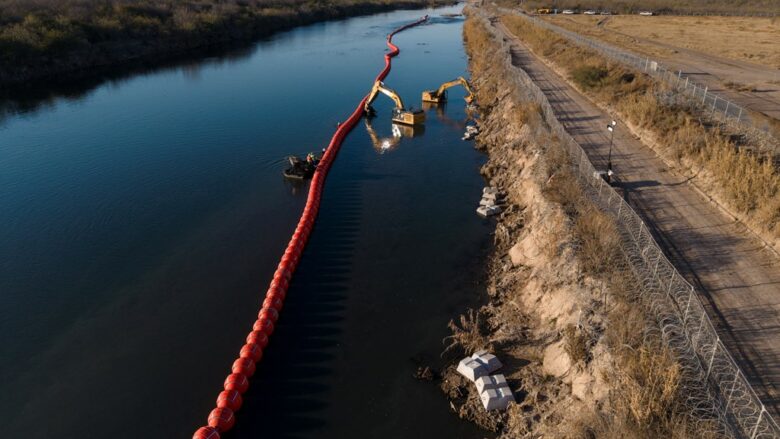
[508,10,779,144]
[472,10,780,439]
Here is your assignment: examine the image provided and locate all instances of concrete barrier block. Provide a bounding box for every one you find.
[480,385,515,411]
[457,358,488,382]
[480,197,496,207]
[475,374,508,394]
[476,205,502,218]
[472,351,502,373]
[483,187,499,196]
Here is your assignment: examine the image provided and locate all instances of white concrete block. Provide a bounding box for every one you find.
[457,358,488,382]
[474,374,508,394]
[472,351,502,373]
[479,197,496,207]
[483,187,499,196]
[482,191,499,202]
[476,205,502,218]
[480,385,515,411]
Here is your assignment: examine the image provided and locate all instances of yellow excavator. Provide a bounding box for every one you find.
[364,80,425,125]
[421,77,475,105]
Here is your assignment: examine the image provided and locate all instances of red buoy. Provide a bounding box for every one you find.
[216,389,243,411]
[240,343,263,362]
[266,285,286,300]
[223,373,249,394]
[258,306,279,323]
[208,407,235,432]
[263,296,284,311]
[232,357,256,377]
[246,330,268,347]
[193,426,220,439]
[253,317,275,336]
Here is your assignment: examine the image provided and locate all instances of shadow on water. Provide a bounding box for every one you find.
[234,177,363,438]
[0,44,260,127]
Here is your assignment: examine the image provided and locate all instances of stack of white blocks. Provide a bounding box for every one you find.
[476,187,503,218]
[456,350,514,411]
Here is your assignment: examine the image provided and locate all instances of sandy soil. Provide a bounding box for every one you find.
[544,15,780,126]
[495,18,780,418]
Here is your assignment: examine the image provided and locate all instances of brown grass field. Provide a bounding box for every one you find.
[543,15,780,69]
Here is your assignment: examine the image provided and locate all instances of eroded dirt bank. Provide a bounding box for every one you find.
[432,9,720,438]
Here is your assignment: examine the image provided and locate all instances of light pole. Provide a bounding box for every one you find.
[606,120,616,181]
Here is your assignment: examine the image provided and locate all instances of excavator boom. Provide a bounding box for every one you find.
[364,80,425,125]
[421,76,475,104]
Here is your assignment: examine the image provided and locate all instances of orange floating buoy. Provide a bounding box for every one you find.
[263,296,283,311]
[254,317,275,336]
[224,373,249,394]
[232,357,256,377]
[208,407,235,433]
[258,306,279,323]
[216,389,243,411]
[193,426,220,439]
[270,276,289,291]
[240,343,263,362]
[246,330,268,348]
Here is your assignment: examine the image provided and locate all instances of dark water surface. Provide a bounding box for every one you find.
[0,4,493,438]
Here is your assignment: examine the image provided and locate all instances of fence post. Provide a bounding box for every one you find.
[738,107,743,122]
[703,86,708,104]
[750,405,765,439]
[726,370,742,411]
[725,100,731,118]
[705,336,719,380]
[683,287,693,322]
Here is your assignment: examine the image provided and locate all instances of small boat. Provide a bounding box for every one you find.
[283,155,319,180]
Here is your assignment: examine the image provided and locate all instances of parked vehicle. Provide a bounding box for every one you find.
[639,11,654,16]
[583,10,597,15]
[600,11,612,15]
[561,9,575,14]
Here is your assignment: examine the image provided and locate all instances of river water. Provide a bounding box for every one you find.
[0,4,493,438]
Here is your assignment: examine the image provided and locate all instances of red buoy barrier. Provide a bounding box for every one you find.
[224,373,249,394]
[208,407,235,432]
[216,389,243,411]
[193,426,220,439]
[193,14,428,437]
[240,343,263,362]
[232,357,256,377]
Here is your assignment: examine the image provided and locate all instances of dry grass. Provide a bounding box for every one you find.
[502,14,780,240]
[461,13,725,437]
[514,0,780,16]
[543,15,780,69]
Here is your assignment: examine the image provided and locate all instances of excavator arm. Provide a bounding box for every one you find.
[365,81,406,113]
[364,80,425,125]
[422,76,475,104]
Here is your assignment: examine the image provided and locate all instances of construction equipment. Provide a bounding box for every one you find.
[364,80,425,125]
[536,8,552,14]
[422,77,475,105]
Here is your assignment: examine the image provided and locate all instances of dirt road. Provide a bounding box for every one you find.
[494,19,780,418]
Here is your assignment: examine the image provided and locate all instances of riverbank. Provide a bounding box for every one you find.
[434,8,720,437]
[0,0,453,87]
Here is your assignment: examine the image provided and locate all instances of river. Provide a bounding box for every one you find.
[0,4,493,438]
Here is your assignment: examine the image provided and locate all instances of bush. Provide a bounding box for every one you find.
[571,64,608,89]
